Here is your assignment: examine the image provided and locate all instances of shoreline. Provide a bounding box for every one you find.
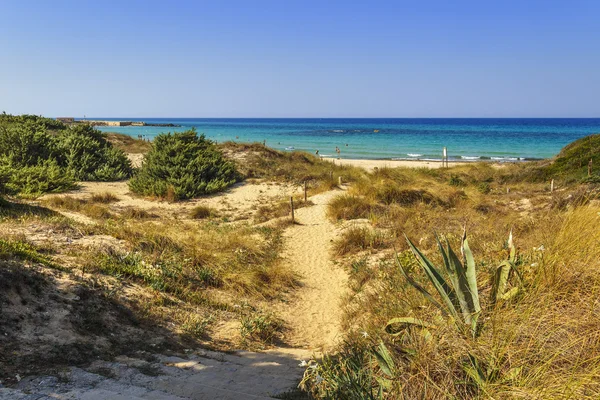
[322,157,510,171]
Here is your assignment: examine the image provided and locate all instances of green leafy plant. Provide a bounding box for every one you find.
[129,129,239,200]
[490,231,522,305]
[390,230,520,338]
[391,230,481,337]
[0,115,132,195]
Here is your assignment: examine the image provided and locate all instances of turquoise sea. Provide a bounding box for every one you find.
[94,118,600,161]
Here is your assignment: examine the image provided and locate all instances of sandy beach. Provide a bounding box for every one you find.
[323,157,470,171]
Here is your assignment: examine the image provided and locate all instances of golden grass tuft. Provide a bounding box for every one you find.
[327,194,374,220]
[89,192,119,203]
[189,205,217,219]
[333,226,388,256]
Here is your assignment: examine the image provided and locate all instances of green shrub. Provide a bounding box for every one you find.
[0,160,75,196]
[129,129,239,200]
[56,124,132,181]
[0,115,132,195]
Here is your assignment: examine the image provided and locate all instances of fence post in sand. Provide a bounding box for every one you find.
[330,170,333,180]
[550,179,555,193]
[589,158,593,177]
[290,197,295,223]
[338,176,342,186]
[443,147,448,168]
[507,187,510,194]
[304,181,307,202]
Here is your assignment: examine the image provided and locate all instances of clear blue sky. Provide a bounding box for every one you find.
[1,0,599,118]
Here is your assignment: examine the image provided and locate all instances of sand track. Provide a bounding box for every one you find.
[276,189,348,353]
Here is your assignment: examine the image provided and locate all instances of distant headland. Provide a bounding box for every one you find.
[55,117,180,127]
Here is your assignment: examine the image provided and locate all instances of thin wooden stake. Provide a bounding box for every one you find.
[304,181,307,202]
[338,176,342,186]
[589,158,593,177]
[550,179,554,193]
[290,197,295,223]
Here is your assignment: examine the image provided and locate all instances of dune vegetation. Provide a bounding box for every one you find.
[0,114,132,196]
[301,139,600,398]
[2,113,600,398]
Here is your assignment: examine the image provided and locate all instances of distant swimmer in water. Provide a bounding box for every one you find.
[315,150,319,155]
[345,143,348,147]
[236,136,239,139]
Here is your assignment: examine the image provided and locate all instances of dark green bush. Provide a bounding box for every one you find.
[0,160,75,196]
[56,124,132,181]
[0,114,132,196]
[129,129,239,200]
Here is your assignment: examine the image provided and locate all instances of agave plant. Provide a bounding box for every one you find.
[389,230,520,339]
[490,230,522,305]
[388,230,481,337]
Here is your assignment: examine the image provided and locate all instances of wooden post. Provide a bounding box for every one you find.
[290,197,294,223]
[443,147,447,168]
[338,176,342,186]
[507,187,510,194]
[589,158,593,177]
[304,181,307,202]
[330,171,333,180]
[550,179,554,193]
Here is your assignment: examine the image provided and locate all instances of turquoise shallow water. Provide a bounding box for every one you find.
[94,118,600,161]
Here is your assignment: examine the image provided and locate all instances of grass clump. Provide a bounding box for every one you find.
[89,192,119,203]
[333,226,388,256]
[129,129,239,201]
[44,196,113,220]
[0,238,62,270]
[240,311,284,344]
[327,194,373,220]
[190,205,218,219]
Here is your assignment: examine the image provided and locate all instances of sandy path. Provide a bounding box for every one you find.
[277,189,348,353]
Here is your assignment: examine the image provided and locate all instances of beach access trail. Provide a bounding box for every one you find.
[4,188,349,400]
[276,189,348,353]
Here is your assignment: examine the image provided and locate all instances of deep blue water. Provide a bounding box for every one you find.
[93,118,600,161]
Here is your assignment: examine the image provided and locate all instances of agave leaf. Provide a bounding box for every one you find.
[503,366,523,382]
[445,237,476,325]
[372,341,395,377]
[464,353,487,388]
[491,260,512,305]
[435,233,468,311]
[395,254,448,316]
[500,286,520,301]
[460,231,481,334]
[405,235,460,320]
[508,229,516,262]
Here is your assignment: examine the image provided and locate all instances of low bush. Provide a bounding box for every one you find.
[0,115,132,196]
[129,129,239,200]
[56,124,132,181]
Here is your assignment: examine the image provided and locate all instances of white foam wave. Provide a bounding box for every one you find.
[407,153,423,157]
